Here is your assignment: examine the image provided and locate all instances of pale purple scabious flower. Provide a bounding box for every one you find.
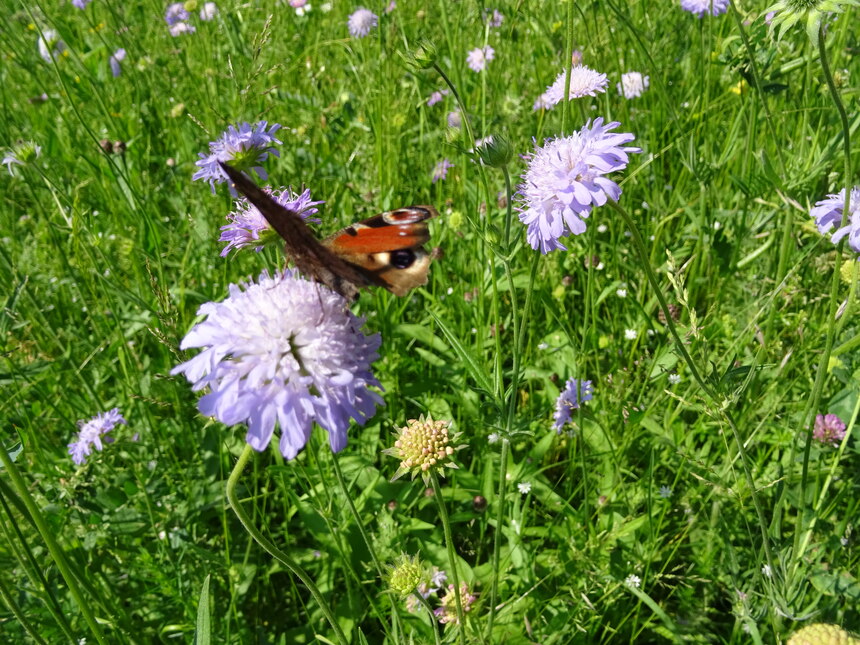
[533,92,552,111]
[220,187,322,256]
[447,111,462,129]
[171,270,383,460]
[435,583,478,625]
[169,21,196,36]
[427,89,449,106]
[109,48,126,77]
[517,118,640,253]
[466,45,494,72]
[3,141,41,176]
[552,378,593,431]
[810,187,860,253]
[680,0,730,17]
[68,408,127,465]
[193,121,282,192]
[72,0,92,8]
[571,50,583,66]
[618,72,649,99]
[813,414,847,446]
[200,2,218,20]
[165,2,189,25]
[38,29,65,63]
[348,8,378,38]
[385,0,396,13]
[483,8,504,28]
[543,66,608,106]
[432,159,453,183]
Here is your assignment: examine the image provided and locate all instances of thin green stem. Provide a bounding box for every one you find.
[0,574,50,645]
[485,437,509,640]
[0,448,107,645]
[416,591,443,645]
[610,201,775,572]
[330,453,403,637]
[226,445,349,645]
[430,471,467,645]
[792,22,854,570]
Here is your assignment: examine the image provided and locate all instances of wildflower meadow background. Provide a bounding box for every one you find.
[2,0,859,642]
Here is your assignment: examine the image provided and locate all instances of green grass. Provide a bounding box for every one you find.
[2,0,859,643]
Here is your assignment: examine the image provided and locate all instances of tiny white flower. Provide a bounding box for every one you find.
[658,485,672,498]
[668,373,681,385]
[488,432,499,444]
[713,220,722,230]
[537,342,549,350]
[624,329,637,340]
[597,224,608,233]
[616,288,627,298]
[624,574,641,588]
[761,564,772,578]
[518,481,532,495]
[446,287,454,295]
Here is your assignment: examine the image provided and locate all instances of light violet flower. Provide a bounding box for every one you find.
[348,8,378,38]
[38,29,65,63]
[466,45,494,72]
[446,111,462,129]
[435,583,478,625]
[385,0,396,12]
[68,408,127,465]
[680,0,730,17]
[164,2,189,25]
[171,270,383,460]
[543,66,608,106]
[2,141,41,176]
[618,72,650,99]
[810,186,860,253]
[193,121,282,192]
[516,118,640,253]
[427,89,449,106]
[432,159,453,183]
[109,48,126,77]
[219,187,322,256]
[200,2,218,20]
[72,0,92,8]
[553,378,593,432]
[813,413,847,446]
[533,92,552,111]
[483,8,504,28]
[169,21,196,36]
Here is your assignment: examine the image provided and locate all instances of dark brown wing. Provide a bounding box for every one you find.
[219,162,369,300]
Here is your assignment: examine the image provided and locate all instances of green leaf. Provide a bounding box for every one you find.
[193,575,210,645]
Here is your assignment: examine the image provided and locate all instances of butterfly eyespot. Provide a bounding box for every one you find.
[390,249,416,269]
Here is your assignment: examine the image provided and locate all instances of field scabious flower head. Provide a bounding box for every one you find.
[432,159,453,183]
[3,141,41,176]
[553,378,593,432]
[813,414,846,446]
[219,188,322,256]
[38,29,65,63]
[543,66,609,106]
[200,2,218,20]
[483,8,504,27]
[171,270,383,460]
[618,72,650,99]
[69,408,127,465]
[516,118,640,253]
[72,0,92,8]
[427,89,449,106]
[435,583,477,625]
[193,121,282,192]
[388,554,424,596]
[786,623,860,645]
[348,8,377,37]
[165,2,189,25]
[466,45,495,72]
[383,416,463,485]
[765,0,858,45]
[110,48,126,77]
[810,187,860,253]
[680,0,730,16]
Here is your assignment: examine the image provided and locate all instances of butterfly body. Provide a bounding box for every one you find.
[219,162,437,299]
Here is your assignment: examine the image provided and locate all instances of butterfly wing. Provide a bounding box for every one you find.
[219,162,369,299]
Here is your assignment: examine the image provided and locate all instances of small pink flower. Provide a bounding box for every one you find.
[813,414,847,447]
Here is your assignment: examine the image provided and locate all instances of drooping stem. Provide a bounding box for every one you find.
[226,445,349,645]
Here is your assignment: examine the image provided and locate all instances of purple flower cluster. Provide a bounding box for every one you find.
[193,121,282,192]
[68,408,127,465]
[219,187,322,256]
[813,414,847,447]
[553,379,593,431]
[680,0,730,17]
[432,159,453,183]
[466,45,495,72]
[517,118,640,253]
[171,270,383,460]
[348,8,377,37]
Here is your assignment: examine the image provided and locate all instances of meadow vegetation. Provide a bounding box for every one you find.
[1,0,859,642]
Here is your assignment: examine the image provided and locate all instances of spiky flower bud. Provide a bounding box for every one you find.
[402,38,438,71]
[475,134,513,168]
[388,554,424,597]
[383,415,464,484]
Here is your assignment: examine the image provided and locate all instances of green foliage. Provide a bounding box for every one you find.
[1,0,859,643]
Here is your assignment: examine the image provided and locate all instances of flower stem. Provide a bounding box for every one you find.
[429,471,467,645]
[485,436,508,640]
[792,22,854,571]
[610,201,775,572]
[0,447,107,645]
[226,445,349,645]
[330,453,404,636]
[416,591,443,645]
